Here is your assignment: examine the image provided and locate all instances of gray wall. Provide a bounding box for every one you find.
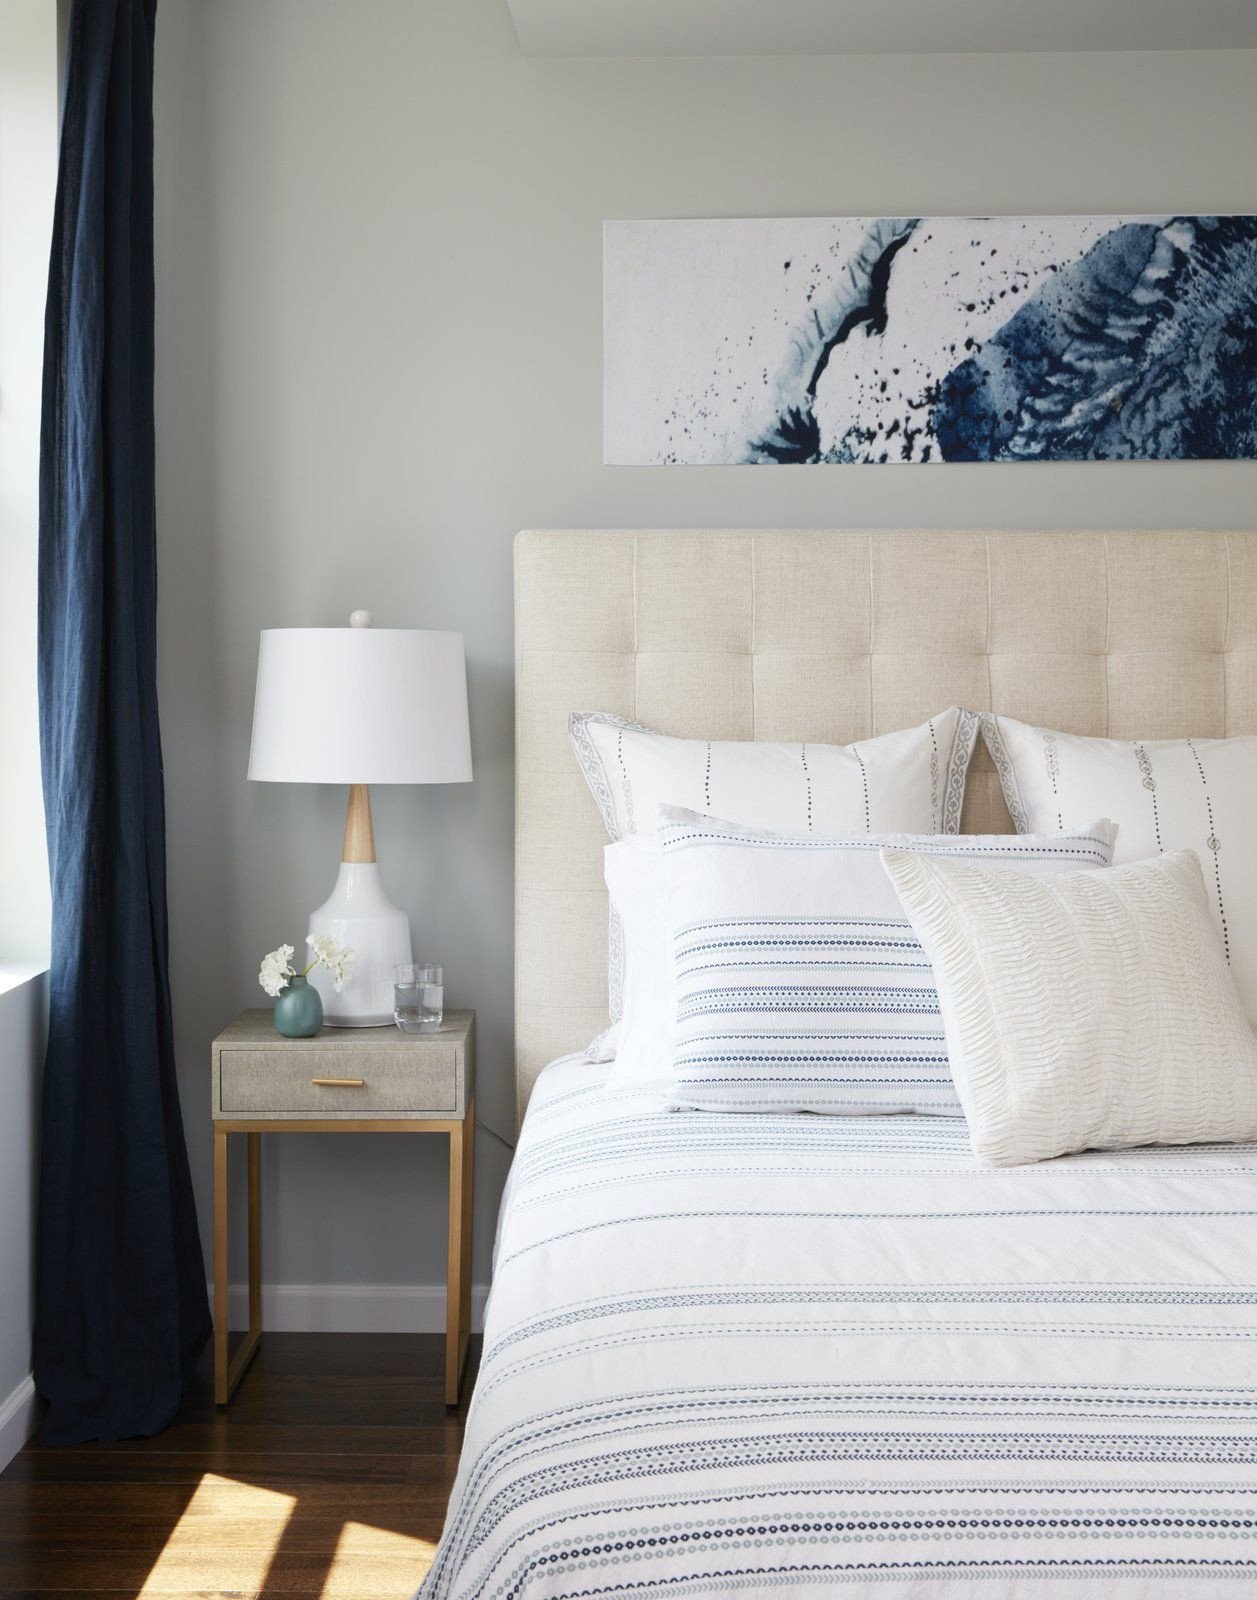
[0,973,46,1411]
[0,0,55,1450]
[152,0,1257,1297]
[0,0,56,965]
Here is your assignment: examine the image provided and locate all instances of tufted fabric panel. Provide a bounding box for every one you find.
[514,529,1257,1119]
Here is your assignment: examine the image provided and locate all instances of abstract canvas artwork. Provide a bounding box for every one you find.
[603,215,1257,465]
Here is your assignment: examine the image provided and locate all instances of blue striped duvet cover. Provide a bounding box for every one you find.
[420,1057,1257,1598]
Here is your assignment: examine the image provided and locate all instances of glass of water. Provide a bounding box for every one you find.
[394,963,444,1033]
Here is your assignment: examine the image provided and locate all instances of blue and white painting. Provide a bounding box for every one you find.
[603,215,1257,464]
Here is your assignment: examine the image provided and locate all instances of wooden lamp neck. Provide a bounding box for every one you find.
[342,783,376,864]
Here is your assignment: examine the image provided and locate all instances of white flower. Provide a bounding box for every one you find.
[306,932,355,993]
[258,943,295,998]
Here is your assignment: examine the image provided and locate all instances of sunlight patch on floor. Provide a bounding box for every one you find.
[136,1471,296,1595]
[322,1519,439,1597]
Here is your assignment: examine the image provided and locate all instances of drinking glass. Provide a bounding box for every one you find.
[394,963,444,1033]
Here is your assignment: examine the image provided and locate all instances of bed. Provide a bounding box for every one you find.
[422,529,1257,1597]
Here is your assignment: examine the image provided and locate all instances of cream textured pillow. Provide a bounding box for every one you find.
[880,848,1257,1166]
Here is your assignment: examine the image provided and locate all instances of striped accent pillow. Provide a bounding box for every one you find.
[658,807,1116,1116]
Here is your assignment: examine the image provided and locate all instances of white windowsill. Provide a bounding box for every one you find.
[0,965,48,1000]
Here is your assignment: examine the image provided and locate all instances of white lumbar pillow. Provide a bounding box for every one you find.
[881,847,1257,1166]
[981,714,1257,1026]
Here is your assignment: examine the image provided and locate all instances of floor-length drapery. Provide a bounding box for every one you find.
[37,0,209,1444]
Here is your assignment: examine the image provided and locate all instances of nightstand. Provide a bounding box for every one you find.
[210,1008,475,1407]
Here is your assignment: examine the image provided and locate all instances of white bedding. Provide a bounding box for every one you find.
[422,1058,1257,1598]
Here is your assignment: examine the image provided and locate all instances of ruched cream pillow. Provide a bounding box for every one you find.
[881,848,1257,1166]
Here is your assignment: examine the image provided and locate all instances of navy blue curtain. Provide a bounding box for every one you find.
[37,0,210,1445]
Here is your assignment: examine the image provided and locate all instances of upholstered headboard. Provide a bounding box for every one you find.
[514,529,1257,1119]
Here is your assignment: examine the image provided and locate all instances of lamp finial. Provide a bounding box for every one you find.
[349,609,372,629]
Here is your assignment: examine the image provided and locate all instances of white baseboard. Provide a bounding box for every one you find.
[209,1280,490,1334]
[0,1375,41,1471]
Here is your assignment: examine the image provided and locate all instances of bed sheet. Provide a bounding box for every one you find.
[422,1058,1257,1598]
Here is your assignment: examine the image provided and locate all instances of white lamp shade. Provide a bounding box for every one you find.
[247,627,472,784]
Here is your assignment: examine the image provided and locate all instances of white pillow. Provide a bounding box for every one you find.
[982,714,1257,1026]
[655,806,1116,1115]
[582,1022,620,1064]
[881,848,1257,1166]
[572,708,980,842]
[601,835,673,1092]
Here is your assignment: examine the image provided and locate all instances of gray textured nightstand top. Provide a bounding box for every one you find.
[211,1009,474,1121]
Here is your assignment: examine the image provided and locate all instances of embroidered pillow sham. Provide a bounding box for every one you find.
[578,707,978,1043]
[982,714,1257,1025]
[572,708,980,843]
[655,806,1116,1116]
[882,848,1257,1166]
[574,707,981,1042]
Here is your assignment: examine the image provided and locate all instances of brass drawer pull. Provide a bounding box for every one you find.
[310,1076,365,1087]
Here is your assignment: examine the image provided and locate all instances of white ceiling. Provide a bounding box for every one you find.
[506,0,1257,57]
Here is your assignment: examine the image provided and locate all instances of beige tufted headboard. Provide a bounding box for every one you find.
[514,528,1257,1119]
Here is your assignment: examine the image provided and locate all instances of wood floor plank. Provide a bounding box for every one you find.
[0,1483,451,1517]
[190,1377,451,1426]
[214,1333,445,1380]
[0,1510,448,1548]
[2,1592,264,1600]
[0,1333,475,1595]
[0,1548,437,1593]
[52,1422,468,1455]
[3,1451,416,1487]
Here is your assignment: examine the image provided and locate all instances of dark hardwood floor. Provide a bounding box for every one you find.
[0,1333,476,1598]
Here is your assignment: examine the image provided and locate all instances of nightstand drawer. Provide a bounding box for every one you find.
[218,1046,457,1115]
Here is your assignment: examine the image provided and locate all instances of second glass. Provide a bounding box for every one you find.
[394,963,444,1033]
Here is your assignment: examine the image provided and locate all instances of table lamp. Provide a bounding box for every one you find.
[247,611,472,1025]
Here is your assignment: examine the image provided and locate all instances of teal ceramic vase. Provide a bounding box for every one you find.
[273,973,323,1038]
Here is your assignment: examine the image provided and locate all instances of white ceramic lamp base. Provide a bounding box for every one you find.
[303,783,412,1027]
[307,861,411,1026]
